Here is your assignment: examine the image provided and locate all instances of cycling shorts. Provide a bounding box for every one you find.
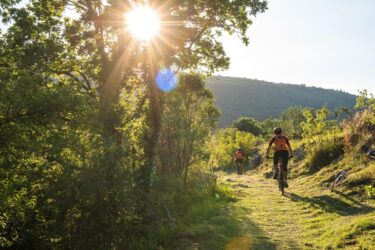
[235,158,243,164]
[273,150,289,171]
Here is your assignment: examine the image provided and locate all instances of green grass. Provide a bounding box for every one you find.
[172,184,244,249]
[172,138,375,249]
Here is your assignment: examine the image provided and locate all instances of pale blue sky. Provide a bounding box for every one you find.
[2,0,374,95]
[219,0,375,95]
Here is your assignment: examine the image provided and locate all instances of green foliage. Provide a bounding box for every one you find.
[232,116,263,136]
[0,0,268,248]
[356,90,375,124]
[305,136,344,173]
[159,74,219,180]
[343,109,375,149]
[206,76,356,127]
[301,106,339,140]
[280,106,306,138]
[260,118,280,135]
[355,90,375,111]
[209,128,257,168]
[365,185,375,198]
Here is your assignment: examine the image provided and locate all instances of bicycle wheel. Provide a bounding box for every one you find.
[278,164,285,194]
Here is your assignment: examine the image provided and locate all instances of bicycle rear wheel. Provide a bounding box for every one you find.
[278,167,285,194]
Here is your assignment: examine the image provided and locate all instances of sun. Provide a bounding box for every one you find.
[125,7,160,41]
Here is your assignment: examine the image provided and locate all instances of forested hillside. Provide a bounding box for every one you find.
[206,76,356,127]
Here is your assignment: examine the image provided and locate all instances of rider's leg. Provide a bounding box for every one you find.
[236,159,241,175]
[281,151,289,188]
[239,159,243,175]
[273,152,279,179]
[281,151,289,181]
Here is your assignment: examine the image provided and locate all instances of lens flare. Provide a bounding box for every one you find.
[156,68,177,92]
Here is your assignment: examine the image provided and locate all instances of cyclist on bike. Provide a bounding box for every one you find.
[234,147,245,175]
[266,127,294,187]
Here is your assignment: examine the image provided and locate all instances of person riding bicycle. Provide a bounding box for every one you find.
[234,147,245,175]
[266,127,294,188]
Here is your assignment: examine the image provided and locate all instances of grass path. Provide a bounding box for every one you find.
[223,172,305,249]
[183,170,375,249]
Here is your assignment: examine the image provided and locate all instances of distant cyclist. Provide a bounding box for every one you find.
[234,147,245,175]
[266,127,294,187]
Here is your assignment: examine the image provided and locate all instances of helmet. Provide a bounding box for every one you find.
[237,147,241,150]
[273,127,282,134]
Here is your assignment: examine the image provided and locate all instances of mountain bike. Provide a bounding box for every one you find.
[276,156,286,195]
[267,155,292,195]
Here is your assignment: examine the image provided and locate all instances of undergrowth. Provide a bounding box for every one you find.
[305,137,344,173]
[129,172,236,249]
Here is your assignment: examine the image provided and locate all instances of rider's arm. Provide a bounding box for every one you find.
[266,137,275,157]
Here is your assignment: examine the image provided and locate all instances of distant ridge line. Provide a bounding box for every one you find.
[206,76,356,127]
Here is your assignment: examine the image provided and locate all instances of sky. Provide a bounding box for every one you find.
[1,0,374,95]
[219,0,375,95]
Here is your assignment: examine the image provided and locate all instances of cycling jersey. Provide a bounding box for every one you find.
[235,150,244,160]
[269,135,290,152]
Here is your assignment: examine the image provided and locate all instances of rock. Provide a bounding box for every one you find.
[249,153,262,168]
[294,144,306,162]
[360,144,370,153]
[368,150,375,160]
[263,171,273,179]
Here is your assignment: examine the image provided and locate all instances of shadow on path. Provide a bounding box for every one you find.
[178,203,278,250]
[285,192,374,216]
[224,216,277,250]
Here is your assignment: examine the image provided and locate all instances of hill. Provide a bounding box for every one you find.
[206,76,356,127]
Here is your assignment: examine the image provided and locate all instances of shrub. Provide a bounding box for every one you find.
[209,128,257,168]
[305,137,344,173]
[344,109,375,150]
[232,117,263,136]
[365,185,375,198]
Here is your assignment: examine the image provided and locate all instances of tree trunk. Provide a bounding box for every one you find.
[142,57,161,191]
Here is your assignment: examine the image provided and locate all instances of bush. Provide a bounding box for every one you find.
[209,128,257,168]
[365,185,375,198]
[130,171,226,249]
[232,117,263,136]
[344,109,375,150]
[305,137,344,173]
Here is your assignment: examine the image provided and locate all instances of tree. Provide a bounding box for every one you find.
[209,128,257,167]
[159,74,219,184]
[261,118,281,136]
[0,0,267,248]
[280,106,306,138]
[301,107,338,140]
[232,117,263,136]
